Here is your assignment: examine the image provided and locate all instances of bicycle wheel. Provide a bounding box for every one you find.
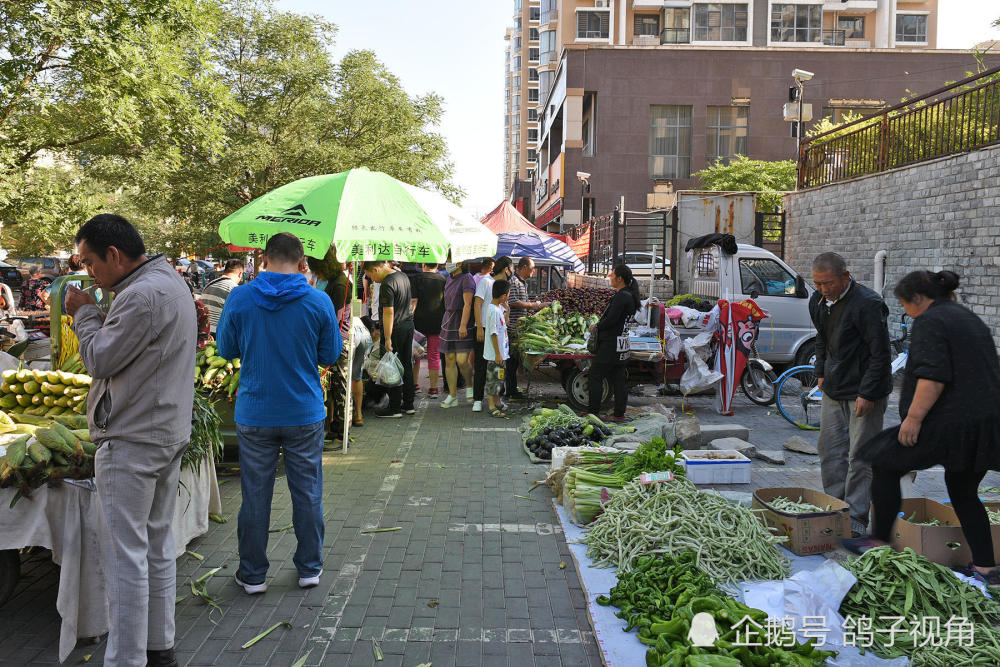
[775,365,822,430]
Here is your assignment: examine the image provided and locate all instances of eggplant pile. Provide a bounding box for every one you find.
[526,421,614,461]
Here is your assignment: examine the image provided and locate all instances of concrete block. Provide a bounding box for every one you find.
[708,437,756,459]
[755,450,786,465]
[699,423,750,445]
[676,415,701,450]
[782,435,818,455]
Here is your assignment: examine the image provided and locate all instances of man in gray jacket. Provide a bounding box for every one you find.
[66,214,196,667]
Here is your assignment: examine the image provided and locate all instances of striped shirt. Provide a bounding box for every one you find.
[200,276,238,334]
[508,273,530,335]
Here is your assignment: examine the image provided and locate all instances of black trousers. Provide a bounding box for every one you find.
[505,345,521,395]
[386,321,415,412]
[872,466,994,566]
[473,338,487,402]
[589,359,627,417]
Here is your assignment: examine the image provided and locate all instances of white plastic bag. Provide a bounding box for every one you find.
[375,350,404,387]
[679,332,723,395]
[364,345,383,378]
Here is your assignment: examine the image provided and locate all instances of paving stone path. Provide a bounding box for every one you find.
[3,381,999,666]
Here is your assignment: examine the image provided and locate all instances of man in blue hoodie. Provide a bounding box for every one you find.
[216,233,342,594]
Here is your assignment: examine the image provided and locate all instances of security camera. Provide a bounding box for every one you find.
[792,69,814,82]
[576,171,591,181]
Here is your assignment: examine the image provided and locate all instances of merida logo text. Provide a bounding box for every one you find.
[255,204,322,226]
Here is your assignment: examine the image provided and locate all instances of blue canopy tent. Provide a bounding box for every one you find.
[495,232,586,274]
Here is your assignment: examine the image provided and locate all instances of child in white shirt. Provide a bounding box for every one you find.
[483,280,510,417]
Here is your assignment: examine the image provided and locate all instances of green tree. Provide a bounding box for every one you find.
[0,0,230,206]
[692,156,797,212]
[102,0,461,254]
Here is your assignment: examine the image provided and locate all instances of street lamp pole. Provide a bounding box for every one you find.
[796,79,805,160]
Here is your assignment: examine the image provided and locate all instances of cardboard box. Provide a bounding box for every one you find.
[752,487,850,556]
[681,450,751,484]
[894,498,1000,567]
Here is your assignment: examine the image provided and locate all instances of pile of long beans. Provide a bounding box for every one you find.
[769,496,828,513]
[841,546,1000,663]
[583,477,790,584]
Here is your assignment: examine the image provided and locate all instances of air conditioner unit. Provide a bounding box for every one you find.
[594,0,609,7]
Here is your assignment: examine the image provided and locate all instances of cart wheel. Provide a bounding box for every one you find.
[740,362,777,406]
[565,368,610,412]
[0,549,20,607]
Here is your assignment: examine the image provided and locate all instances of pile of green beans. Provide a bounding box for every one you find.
[583,478,790,584]
[841,546,1000,662]
[769,496,828,513]
[596,553,836,667]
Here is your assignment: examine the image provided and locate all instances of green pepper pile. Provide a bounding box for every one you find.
[597,553,836,667]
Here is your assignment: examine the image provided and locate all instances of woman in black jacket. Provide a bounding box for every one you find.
[588,264,641,420]
[846,271,1000,585]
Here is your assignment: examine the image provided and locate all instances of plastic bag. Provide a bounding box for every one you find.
[374,350,404,387]
[679,332,723,395]
[364,344,383,379]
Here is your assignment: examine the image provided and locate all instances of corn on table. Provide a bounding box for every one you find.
[0,456,221,662]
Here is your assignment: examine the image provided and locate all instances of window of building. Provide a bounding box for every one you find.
[648,105,692,179]
[529,68,539,81]
[514,36,521,50]
[706,106,748,164]
[513,75,521,89]
[896,14,927,43]
[513,55,521,69]
[771,4,822,43]
[528,88,539,102]
[634,14,660,37]
[514,133,520,149]
[582,92,596,157]
[527,149,538,163]
[540,29,558,64]
[529,27,539,41]
[505,89,511,101]
[529,47,539,61]
[529,6,540,21]
[528,128,539,142]
[528,108,538,122]
[694,4,749,42]
[662,7,691,44]
[838,16,865,39]
[513,114,521,129]
[514,17,521,31]
[577,11,610,39]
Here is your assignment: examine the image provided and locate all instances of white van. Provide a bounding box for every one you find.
[683,243,817,369]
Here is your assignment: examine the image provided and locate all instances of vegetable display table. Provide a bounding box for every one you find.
[0,456,221,662]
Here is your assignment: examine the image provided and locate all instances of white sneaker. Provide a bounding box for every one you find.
[298,570,322,589]
[466,388,474,400]
[472,401,483,412]
[441,395,459,408]
[235,573,267,595]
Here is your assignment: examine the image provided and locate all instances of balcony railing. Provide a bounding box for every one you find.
[822,30,846,46]
[539,8,557,26]
[798,65,1000,188]
[661,28,690,44]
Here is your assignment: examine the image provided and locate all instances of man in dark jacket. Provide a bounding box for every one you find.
[810,252,892,537]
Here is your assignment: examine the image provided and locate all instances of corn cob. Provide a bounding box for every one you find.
[27,442,52,465]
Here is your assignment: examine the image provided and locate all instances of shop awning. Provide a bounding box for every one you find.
[494,232,586,273]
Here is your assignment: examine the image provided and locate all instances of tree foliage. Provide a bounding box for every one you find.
[692,156,797,212]
[1,0,461,256]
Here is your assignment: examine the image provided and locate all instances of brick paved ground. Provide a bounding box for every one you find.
[3,374,998,666]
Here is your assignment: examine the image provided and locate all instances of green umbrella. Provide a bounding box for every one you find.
[217,168,497,261]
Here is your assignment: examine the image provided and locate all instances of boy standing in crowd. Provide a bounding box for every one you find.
[484,280,510,418]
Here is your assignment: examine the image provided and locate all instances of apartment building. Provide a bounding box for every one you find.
[503,0,542,214]
[510,0,997,232]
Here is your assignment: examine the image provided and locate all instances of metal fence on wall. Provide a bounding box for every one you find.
[584,207,674,282]
[799,65,1000,189]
